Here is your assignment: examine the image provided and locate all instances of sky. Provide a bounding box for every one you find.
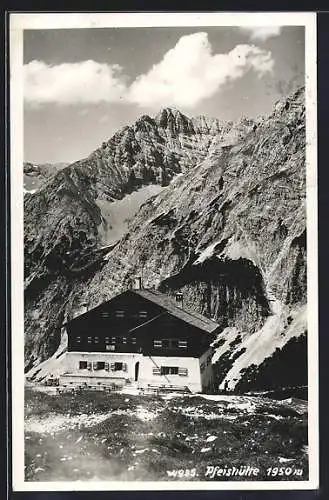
[23,26,305,164]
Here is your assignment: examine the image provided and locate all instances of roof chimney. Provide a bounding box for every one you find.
[175,292,184,308]
[133,276,142,290]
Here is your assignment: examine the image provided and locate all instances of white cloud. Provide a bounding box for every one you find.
[24,59,127,105]
[24,33,275,109]
[238,26,282,41]
[127,32,274,108]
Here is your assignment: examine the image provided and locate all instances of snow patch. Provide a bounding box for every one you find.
[194,240,222,264]
[212,327,242,364]
[227,401,255,413]
[219,304,307,390]
[220,236,259,268]
[135,406,158,422]
[119,386,140,396]
[25,412,109,434]
[160,392,184,400]
[96,185,163,245]
[268,414,284,421]
[134,448,149,455]
[26,331,68,381]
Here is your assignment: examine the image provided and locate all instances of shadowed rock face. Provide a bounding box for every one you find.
[24,88,308,391]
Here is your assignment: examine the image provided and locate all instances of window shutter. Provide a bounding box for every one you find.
[178,367,188,376]
[110,363,116,371]
[152,367,161,375]
[87,362,92,371]
[105,362,109,371]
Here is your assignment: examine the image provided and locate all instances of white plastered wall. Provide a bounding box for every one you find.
[138,355,202,392]
[63,351,143,380]
[62,351,211,393]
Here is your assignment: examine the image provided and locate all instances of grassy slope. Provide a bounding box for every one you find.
[25,387,308,482]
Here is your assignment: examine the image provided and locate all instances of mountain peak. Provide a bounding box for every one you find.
[155,107,194,134]
[155,107,188,119]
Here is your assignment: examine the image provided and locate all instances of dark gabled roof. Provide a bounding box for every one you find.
[132,289,219,334]
[63,287,220,335]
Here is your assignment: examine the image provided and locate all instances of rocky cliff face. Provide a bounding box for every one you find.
[24,88,307,391]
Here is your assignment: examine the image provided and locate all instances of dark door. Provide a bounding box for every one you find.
[135,361,140,381]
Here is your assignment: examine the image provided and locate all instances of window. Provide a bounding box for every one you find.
[131,337,137,344]
[116,310,125,318]
[87,336,92,344]
[122,337,127,344]
[109,362,127,371]
[76,336,81,344]
[105,337,110,344]
[178,367,188,376]
[161,366,179,375]
[153,338,184,349]
[101,311,110,318]
[79,361,87,369]
[139,310,147,319]
[95,337,99,344]
[93,361,105,370]
[111,337,116,344]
